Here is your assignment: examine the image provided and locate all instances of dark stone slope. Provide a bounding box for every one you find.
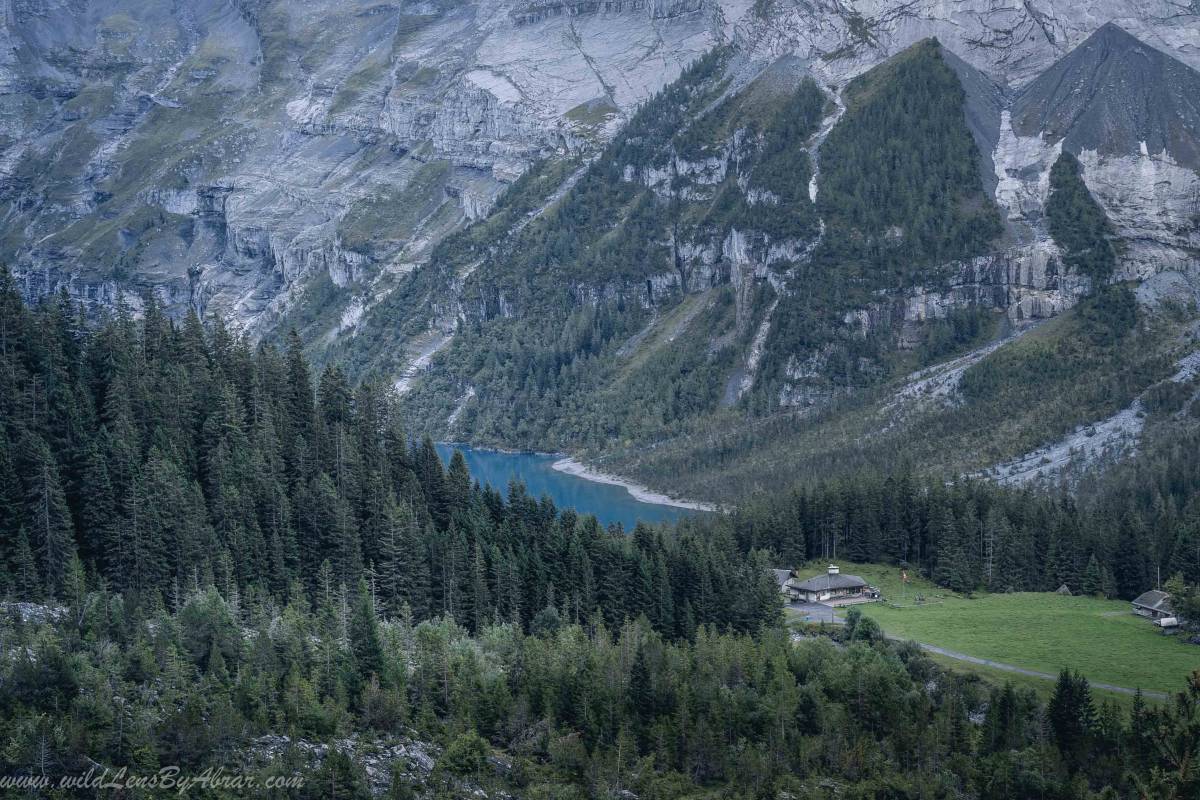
[940,45,1007,196]
[1011,22,1200,169]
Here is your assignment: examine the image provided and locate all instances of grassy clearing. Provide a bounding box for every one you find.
[616,291,715,378]
[788,562,1200,696]
[565,98,619,130]
[337,159,452,255]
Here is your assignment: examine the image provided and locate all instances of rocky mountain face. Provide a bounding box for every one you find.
[1,0,727,333]
[3,1,1200,497]
[1005,21,1200,291]
[395,11,1200,496]
[1012,22,1200,171]
[3,2,1196,332]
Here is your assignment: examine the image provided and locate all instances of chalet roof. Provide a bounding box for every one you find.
[789,573,868,593]
[773,569,792,588]
[1132,590,1172,612]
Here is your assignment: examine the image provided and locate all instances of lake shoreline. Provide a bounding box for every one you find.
[551,456,721,513]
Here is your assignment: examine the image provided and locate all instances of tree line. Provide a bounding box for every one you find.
[0,269,778,639]
[731,458,1200,600]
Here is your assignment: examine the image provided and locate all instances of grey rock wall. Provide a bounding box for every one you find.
[1,0,1197,363]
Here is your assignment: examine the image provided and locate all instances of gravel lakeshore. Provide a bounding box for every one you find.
[551,457,721,513]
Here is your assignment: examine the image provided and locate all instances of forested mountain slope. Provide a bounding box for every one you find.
[0,268,775,635]
[394,24,1200,501]
[395,40,1004,444]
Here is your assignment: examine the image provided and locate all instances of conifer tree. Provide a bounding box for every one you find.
[19,433,77,595]
[1002,514,1040,591]
[0,437,23,558]
[350,579,384,681]
[284,330,315,483]
[1080,553,1104,596]
[1049,669,1097,772]
[628,553,654,621]
[651,551,675,633]
[376,496,404,616]
[1114,515,1151,599]
[1168,523,1200,585]
[445,450,472,521]
[415,437,448,528]
[932,505,973,593]
[11,527,40,599]
[982,682,1021,754]
[77,442,116,569]
[469,539,490,633]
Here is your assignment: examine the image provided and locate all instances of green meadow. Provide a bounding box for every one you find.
[787,562,1200,697]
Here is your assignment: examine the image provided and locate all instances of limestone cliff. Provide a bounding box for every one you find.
[4,0,1197,353]
[1,0,727,335]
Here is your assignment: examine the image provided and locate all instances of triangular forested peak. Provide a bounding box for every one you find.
[930,42,1008,195]
[811,35,1003,286]
[840,37,951,110]
[462,43,830,295]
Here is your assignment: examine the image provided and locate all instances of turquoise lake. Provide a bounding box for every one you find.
[435,444,699,530]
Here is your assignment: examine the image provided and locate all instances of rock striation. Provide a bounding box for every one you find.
[0,0,726,335]
[1,1,1196,352]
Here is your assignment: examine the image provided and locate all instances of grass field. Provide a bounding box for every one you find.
[787,562,1200,697]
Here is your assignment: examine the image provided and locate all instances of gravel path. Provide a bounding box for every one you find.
[906,639,1168,700]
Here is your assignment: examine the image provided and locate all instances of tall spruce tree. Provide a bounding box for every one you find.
[18,433,77,596]
[1048,669,1097,771]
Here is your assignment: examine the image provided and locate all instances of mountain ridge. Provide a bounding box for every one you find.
[4,5,1200,502]
[5,2,1198,337]
[1011,21,1200,169]
[393,23,1200,501]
